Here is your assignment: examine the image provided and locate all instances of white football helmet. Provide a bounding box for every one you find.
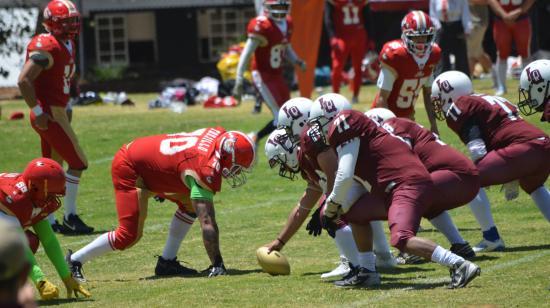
[308,93,352,143]
[265,129,300,180]
[365,108,396,124]
[431,71,473,120]
[277,97,312,145]
[263,0,290,20]
[519,59,550,116]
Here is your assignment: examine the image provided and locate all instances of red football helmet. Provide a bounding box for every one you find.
[22,158,66,203]
[264,0,291,20]
[216,131,256,188]
[42,0,81,40]
[401,10,435,57]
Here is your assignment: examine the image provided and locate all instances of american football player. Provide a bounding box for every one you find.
[325,0,369,104]
[0,158,90,300]
[264,129,396,279]
[432,71,550,250]
[66,128,255,281]
[519,59,550,122]
[487,0,536,96]
[233,0,306,145]
[306,96,481,288]
[17,0,93,234]
[372,10,440,135]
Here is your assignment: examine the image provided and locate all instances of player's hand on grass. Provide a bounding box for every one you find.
[37,279,60,300]
[62,276,91,298]
[306,207,323,237]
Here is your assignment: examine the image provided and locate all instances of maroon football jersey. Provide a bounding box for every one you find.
[330,0,367,39]
[0,173,57,228]
[247,15,293,75]
[325,110,431,193]
[26,33,76,108]
[126,127,225,194]
[543,103,550,123]
[445,94,547,150]
[383,117,477,175]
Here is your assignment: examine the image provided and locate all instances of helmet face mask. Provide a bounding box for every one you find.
[401,11,435,58]
[264,0,290,20]
[266,129,299,180]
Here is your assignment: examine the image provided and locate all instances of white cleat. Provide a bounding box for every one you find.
[375,252,398,269]
[495,87,507,96]
[321,257,351,279]
[472,238,505,252]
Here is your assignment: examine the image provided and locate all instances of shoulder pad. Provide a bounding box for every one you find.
[28,34,57,53]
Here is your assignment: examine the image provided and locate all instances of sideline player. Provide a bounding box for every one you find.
[17,0,93,234]
[325,0,368,104]
[307,97,480,288]
[518,60,550,122]
[372,10,440,134]
[0,158,90,299]
[487,0,535,95]
[432,70,550,250]
[66,128,255,280]
[233,0,306,145]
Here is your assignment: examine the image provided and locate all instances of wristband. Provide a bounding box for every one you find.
[32,105,43,116]
[277,237,286,246]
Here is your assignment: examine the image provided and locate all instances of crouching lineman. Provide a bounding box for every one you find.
[66,128,255,280]
[264,129,396,279]
[518,60,550,122]
[0,158,90,299]
[431,71,550,249]
[306,95,481,288]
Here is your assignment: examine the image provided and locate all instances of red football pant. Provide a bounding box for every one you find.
[387,182,433,251]
[423,171,480,219]
[30,106,87,170]
[331,33,367,97]
[493,18,531,59]
[477,138,550,194]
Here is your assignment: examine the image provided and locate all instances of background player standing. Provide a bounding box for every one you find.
[325,0,369,104]
[233,0,306,146]
[17,0,93,234]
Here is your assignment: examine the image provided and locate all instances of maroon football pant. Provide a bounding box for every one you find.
[423,171,480,219]
[477,138,550,194]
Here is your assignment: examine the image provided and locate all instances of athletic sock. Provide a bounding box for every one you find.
[357,251,376,272]
[431,245,465,268]
[71,232,114,264]
[371,220,392,256]
[64,173,80,218]
[496,58,507,92]
[530,186,550,222]
[429,211,465,245]
[334,225,359,265]
[257,120,276,141]
[469,188,500,240]
[162,210,195,260]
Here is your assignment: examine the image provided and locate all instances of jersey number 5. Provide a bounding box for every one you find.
[396,77,430,109]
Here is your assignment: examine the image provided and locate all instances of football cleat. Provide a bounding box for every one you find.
[495,87,507,97]
[320,257,350,279]
[375,252,398,269]
[63,214,94,235]
[155,256,198,277]
[51,219,66,233]
[473,238,505,252]
[395,252,425,265]
[66,249,86,282]
[450,242,476,260]
[448,260,481,288]
[334,266,381,288]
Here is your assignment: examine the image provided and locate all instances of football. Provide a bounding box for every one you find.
[256,247,291,275]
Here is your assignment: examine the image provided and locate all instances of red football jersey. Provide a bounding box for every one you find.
[445,94,548,150]
[330,0,367,38]
[126,127,226,194]
[0,173,53,228]
[26,33,76,108]
[323,110,430,193]
[247,15,293,75]
[382,117,477,175]
[377,39,441,118]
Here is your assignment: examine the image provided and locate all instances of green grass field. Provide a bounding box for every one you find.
[0,80,549,307]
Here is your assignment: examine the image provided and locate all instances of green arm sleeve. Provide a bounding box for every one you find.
[32,219,70,279]
[185,175,214,202]
[26,242,45,285]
